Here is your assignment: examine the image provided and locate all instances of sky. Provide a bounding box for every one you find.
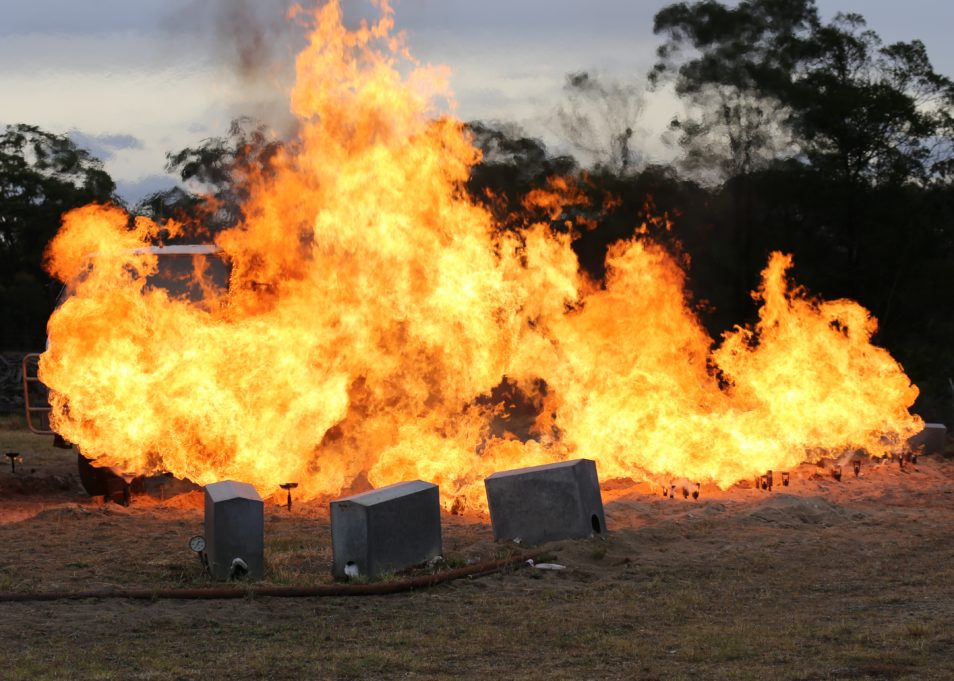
[3,0,954,204]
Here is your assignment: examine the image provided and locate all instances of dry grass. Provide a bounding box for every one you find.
[1,421,954,680]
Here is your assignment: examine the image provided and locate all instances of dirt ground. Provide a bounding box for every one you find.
[1,421,953,680]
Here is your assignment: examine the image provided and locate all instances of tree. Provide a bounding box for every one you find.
[555,71,644,175]
[791,17,954,188]
[0,124,116,349]
[651,0,816,181]
[652,0,954,191]
[650,0,954,424]
[650,1,821,293]
[137,117,284,234]
[651,0,954,284]
[465,121,578,226]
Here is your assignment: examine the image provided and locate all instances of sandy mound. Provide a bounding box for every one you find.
[744,494,863,526]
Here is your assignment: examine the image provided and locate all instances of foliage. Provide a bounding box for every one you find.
[465,121,578,225]
[137,117,284,234]
[651,0,954,188]
[0,124,116,349]
[650,0,954,422]
[555,71,644,174]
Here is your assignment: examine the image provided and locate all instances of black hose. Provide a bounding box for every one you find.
[0,551,540,603]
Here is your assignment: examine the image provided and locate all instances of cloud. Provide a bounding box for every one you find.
[114,174,180,206]
[68,130,144,161]
[0,0,190,36]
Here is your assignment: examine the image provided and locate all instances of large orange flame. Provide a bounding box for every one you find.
[39,1,921,508]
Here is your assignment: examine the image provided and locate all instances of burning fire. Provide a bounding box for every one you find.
[39,1,921,509]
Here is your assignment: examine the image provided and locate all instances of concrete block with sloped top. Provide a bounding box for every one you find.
[331,480,442,580]
[484,458,606,546]
[908,423,947,455]
[204,480,264,581]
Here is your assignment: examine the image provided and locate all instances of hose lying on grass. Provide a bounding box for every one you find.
[0,551,541,603]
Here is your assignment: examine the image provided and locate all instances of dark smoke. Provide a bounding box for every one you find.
[162,0,306,134]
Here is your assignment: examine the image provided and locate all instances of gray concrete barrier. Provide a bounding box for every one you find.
[331,480,442,580]
[484,458,606,546]
[204,480,264,581]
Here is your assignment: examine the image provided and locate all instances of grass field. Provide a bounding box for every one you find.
[1,416,953,680]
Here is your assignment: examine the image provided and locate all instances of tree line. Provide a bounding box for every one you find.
[2,0,952,423]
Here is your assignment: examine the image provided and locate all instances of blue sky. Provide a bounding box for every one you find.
[3,0,953,203]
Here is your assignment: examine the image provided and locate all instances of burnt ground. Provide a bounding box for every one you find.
[1,421,954,680]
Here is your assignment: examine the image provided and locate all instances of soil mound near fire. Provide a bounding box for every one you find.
[0,473,77,496]
[746,494,862,526]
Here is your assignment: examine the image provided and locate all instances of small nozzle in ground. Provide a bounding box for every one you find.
[781,472,790,487]
[229,557,249,580]
[280,482,299,511]
[853,459,861,477]
[832,466,842,482]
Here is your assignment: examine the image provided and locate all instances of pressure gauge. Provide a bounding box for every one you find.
[189,535,206,553]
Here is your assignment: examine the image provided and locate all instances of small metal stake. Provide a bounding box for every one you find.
[5,452,19,474]
[280,482,298,511]
[692,482,700,500]
[832,466,842,482]
[766,470,774,492]
[853,459,861,477]
[781,471,790,487]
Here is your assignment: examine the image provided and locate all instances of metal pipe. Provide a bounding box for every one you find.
[0,551,541,603]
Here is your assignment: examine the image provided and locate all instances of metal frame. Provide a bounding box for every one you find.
[21,353,52,434]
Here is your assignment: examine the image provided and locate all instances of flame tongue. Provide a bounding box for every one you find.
[39,1,921,508]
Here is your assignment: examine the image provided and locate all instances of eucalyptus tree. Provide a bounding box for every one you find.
[0,124,116,348]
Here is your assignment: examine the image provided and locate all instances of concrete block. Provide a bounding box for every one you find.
[331,480,441,580]
[204,480,264,581]
[484,458,606,546]
[908,423,947,455]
